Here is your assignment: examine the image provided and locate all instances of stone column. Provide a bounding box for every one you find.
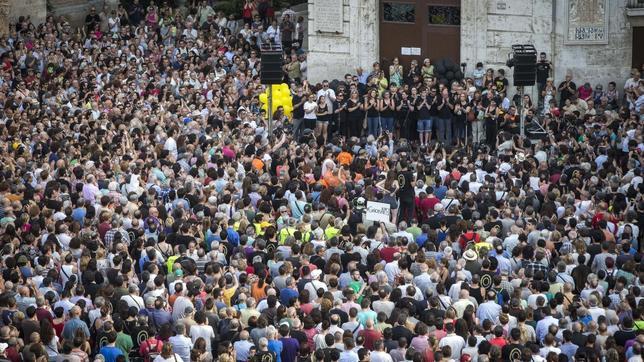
[0,0,9,36]
[460,0,489,77]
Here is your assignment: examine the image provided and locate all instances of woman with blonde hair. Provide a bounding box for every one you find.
[571,239,590,266]
[389,57,403,87]
[153,343,182,362]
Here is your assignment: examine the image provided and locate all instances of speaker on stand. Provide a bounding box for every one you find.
[506,44,539,138]
[260,47,284,136]
[260,51,284,85]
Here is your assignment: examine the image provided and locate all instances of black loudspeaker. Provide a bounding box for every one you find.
[260,51,284,84]
[507,44,537,87]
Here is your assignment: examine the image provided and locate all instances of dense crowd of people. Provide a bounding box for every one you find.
[0,1,642,362]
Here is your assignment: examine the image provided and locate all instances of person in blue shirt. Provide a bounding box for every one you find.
[415,225,429,248]
[279,277,299,306]
[61,306,90,341]
[227,225,240,247]
[434,176,448,200]
[267,326,283,362]
[99,330,124,362]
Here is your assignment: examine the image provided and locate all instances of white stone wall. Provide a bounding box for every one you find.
[552,0,633,92]
[307,0,379,83]
[461,0,633,99]
[9,0,47,28]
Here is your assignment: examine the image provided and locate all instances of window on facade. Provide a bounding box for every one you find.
[383,3,415,23]
[428,5,461,26]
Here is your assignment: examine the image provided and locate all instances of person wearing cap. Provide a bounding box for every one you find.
[304,269,327,299]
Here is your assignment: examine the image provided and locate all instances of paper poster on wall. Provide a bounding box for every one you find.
[564,0,609,44]
[366,201,391,223]
[410,47,421,55]
[401,47,411,55]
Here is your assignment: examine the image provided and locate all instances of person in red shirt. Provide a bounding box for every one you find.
[489,325,508,348]
[415,188,438,224]
[357,319,382,350]
[424,186,441,210]
[458,222,481,250]
[379,239,400,263]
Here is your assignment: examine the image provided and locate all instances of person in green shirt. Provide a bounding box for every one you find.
[406,219,422,240]
[348,270,364,295]
[349,270,368,304]
[114,319,133,361]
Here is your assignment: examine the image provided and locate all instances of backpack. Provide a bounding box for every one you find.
[459,232,479,249]
[141,338,162,362]
[495,288,506,306]
[436,227,448,244]
[605,269,616,291]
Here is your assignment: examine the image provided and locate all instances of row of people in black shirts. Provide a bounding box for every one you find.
[290,84,517,146]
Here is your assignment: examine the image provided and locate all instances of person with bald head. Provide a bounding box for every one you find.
[61,306,90,341]
[357,318,382,350]
[452,290,474,319]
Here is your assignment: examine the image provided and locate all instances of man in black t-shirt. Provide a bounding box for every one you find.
[501,328,524,361]
[291,87,306,139]
[494,69,509,94]
[331,92,346,138]
[85,7,101,32]
[536,52,552,105]
[397,160,415,223]
[558,73,577,108]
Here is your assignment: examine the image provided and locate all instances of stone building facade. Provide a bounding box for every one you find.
[308,0,640,93]
[307,0,379,83]
[1,0,46,35]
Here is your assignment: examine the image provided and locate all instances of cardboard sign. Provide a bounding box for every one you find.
[366,201,391,223]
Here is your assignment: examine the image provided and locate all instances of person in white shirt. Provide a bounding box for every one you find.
[539,334,561,358]
[467,173,483,193]
[305,269,328,298]
[441,190,461,210]
[233,331,255,362]
[370,339,393,362]
[168,323,193,362]
[303,93,318,129]
[452,289,475,319]
[120,285,145,311]
[172,295,194,322]
[163,129,178,159]
[316,81,336,113]
[439,322,466,360]
[189,311,215,353]
[182,24,198,40]
[266,19,281,44]
[587,296,606,322]
[339,338,359,362]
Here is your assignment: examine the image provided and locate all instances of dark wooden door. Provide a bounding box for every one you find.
[379,0,461,75]
[633,27,644,70]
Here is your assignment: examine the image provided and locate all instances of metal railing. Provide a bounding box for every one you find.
[628,0,644,8]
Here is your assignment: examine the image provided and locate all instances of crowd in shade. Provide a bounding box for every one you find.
[0,1,643,362]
